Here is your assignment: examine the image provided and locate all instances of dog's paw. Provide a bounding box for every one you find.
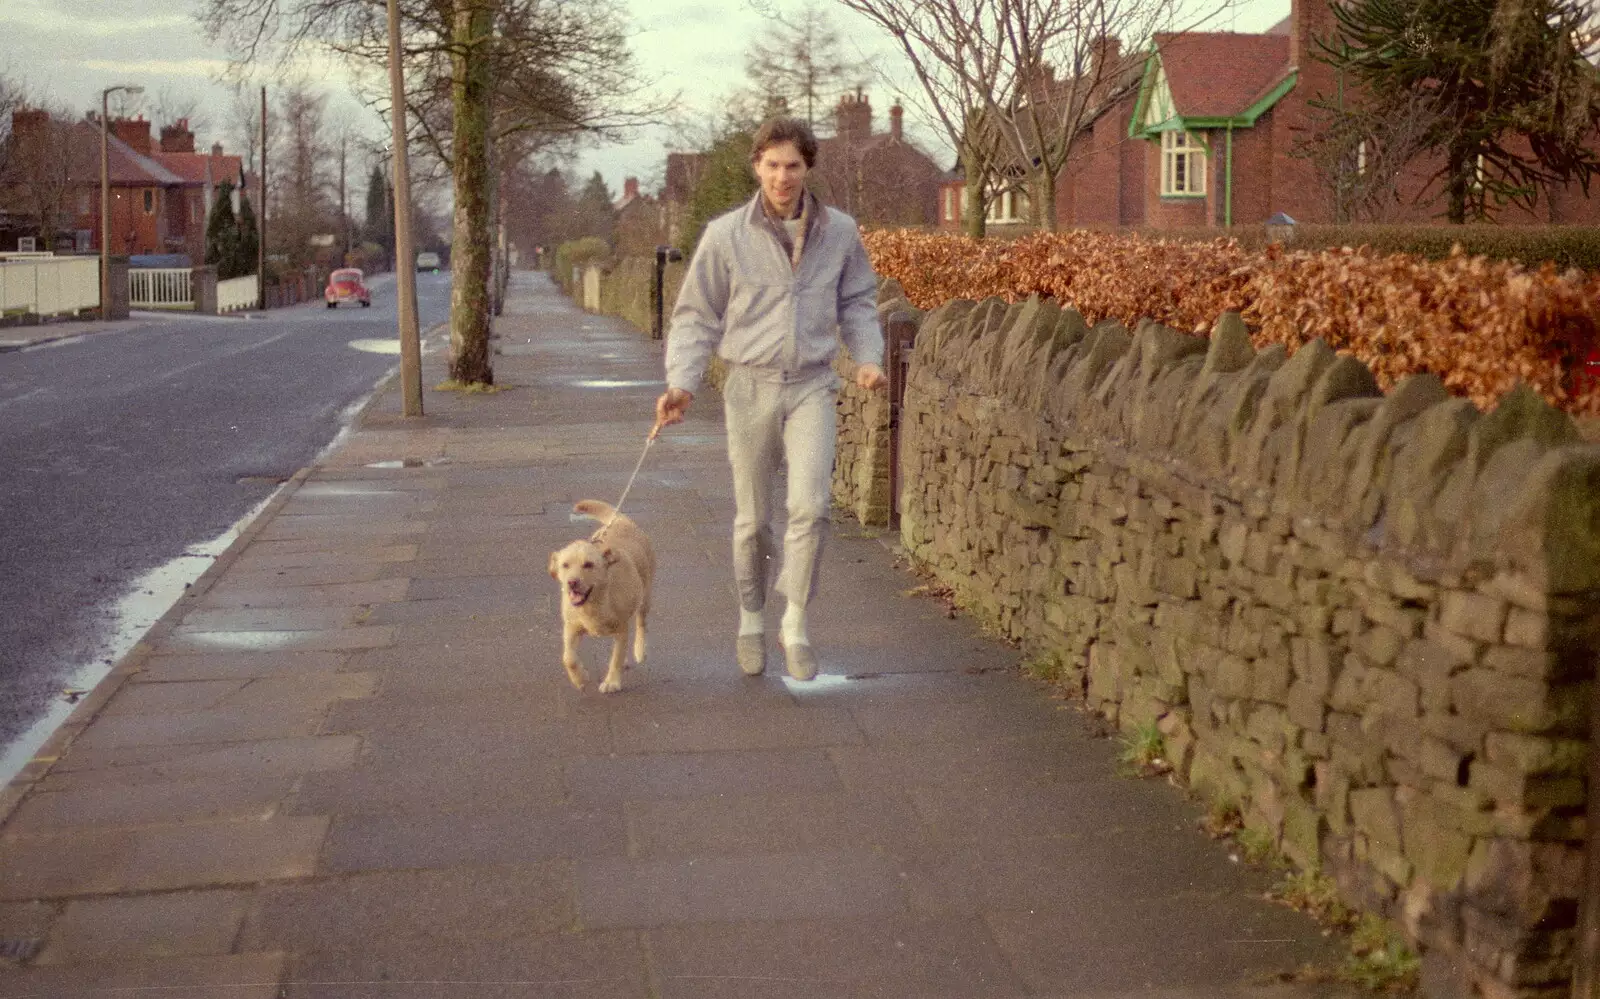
[598,676,623,694]
[564,663,589,691]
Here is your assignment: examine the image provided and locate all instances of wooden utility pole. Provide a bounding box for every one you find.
[387,0,424,416]
[338,135,348,262]
[258,85,267,309]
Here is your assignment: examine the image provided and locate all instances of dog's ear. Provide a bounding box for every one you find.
[547,552,560,579]
[602,547,619,566]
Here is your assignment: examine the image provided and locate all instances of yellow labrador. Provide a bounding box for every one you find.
[547,500,656,693]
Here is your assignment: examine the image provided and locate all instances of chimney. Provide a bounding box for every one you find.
[1091,36,1122,75]
[889,103,903,142]
[111,116,152,155]
[11,107,50,143]
[160,118,196,153]
[1290,0,1338,71]
[834,88,872,141]
[212,142,224,157]
[624,177,639,201]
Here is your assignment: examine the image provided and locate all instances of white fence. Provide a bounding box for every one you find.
[128,268,193,310]
[0,255,100,318]
[217,274,260,313]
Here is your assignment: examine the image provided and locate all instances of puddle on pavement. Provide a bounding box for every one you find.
[365,457,449,469]
[568,379,664,389]
[0,488,286,789]
[346,338,403,355]
[166,630,313,652]
[298,482,412,497]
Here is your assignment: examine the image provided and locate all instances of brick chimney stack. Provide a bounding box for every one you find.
[212,142,224,157]
[1290,0,1339,71]
[10,107,50,143]
[111,116,152,155]
[1091,36,1122,76]
[624,177,640,201]
[889,103,903,141]
[834,88,872,141]
[160,118,196,153]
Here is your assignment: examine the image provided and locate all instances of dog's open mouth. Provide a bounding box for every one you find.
[568,585,593,607]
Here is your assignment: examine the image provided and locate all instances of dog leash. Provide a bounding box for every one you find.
[594,423,662,541]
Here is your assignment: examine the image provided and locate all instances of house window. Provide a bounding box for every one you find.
[943,188,958,222]
[985,186,1027,224]
[1160,130,1206,197]
[143,189,155,214]
[78,190,92,215]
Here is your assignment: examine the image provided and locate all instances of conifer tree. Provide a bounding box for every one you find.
[204,180,241,277]
[233,192,260,280]
[1319,0,1600,221]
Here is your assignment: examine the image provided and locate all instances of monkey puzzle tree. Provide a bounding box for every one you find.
[1318,0,1600,222]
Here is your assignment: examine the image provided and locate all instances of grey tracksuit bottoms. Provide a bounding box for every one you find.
[721,363,837,612]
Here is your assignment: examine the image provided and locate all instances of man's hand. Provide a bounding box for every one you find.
[856,363,888,392]
[652,388,693,439]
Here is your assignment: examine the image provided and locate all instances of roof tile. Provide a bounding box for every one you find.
[1154,32,1291,119]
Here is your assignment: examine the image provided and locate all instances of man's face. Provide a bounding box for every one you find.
[754,141,809,218]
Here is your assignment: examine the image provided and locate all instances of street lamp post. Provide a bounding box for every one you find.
[100,83,143,320]
[386,0,423,416]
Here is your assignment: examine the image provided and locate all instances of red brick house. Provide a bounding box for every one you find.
[149,118,251,259]
[809,91,944,227]
[939,0,1600,232]
[612,176,666,256]
[5,110,248,258]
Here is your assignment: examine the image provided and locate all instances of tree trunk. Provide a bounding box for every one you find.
[962,148,988,239]
[1034,168,1058,233]
[1446,144,1470,224]
[448,0,495,385]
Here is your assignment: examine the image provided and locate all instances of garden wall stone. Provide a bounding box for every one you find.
[892,293,1597,999]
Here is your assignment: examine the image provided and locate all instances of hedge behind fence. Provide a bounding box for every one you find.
[862,228,1600,416]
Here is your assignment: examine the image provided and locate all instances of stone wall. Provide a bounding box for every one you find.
[829,282,918,525]
[896,294,1598,999]
[586,257,686,337]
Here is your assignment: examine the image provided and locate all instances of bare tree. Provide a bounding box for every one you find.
[150,85,210,137]
[831,0,1018,238]
[0,70,27,188]
[268,81,335,268]
[744,1,866,131]
[1296,87,1454,222]
[989,0,1237,230]
[6,105,95,250]
[200,0,670,386]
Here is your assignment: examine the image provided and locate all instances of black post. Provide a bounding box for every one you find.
[1575,668,1600,997]
[652,244,682,340]
[885,310,918,532]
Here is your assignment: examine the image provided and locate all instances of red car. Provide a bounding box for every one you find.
[325,268,371,308]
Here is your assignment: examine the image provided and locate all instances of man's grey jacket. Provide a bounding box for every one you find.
[664,192,885,394]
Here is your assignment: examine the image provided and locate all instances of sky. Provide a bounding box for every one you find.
[1,0,1292,203]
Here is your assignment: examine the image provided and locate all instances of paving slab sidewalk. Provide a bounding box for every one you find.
[0,272,1366,999]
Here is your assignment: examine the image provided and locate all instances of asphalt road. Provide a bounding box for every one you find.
[0,271,453,776]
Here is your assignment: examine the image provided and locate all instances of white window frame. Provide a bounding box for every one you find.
[984,185,1027,223]
[943,187,957,222]
[1160,130,1206,197]
[1356,139,1368,177]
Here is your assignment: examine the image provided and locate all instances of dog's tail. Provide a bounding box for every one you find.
[573,499,618,525]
